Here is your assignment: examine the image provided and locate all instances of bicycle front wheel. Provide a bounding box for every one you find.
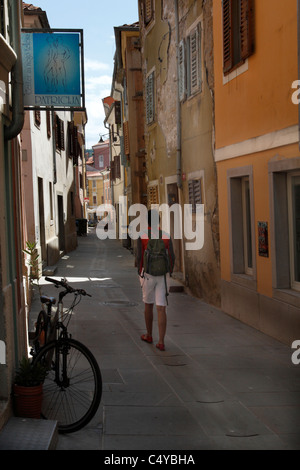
[33,338,102,433]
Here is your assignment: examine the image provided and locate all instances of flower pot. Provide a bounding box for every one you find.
[13,383,43,419]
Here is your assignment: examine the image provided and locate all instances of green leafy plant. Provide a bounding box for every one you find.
[23,241,40,281]
[15,357,47,387]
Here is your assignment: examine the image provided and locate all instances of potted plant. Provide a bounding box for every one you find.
[13,356,47,419]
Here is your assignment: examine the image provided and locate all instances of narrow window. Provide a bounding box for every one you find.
[242,177,253,274]
[146,71,155,125]
[223,0,254,74]
[188,179,203,213]
[49,182,53,221]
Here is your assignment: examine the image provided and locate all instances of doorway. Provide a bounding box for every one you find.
[38,177,46,263]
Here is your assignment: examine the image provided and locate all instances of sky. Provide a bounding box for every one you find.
[32,0,139,149]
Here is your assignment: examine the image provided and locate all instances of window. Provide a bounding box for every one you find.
[241,177,253,275]
[288,173,300,291]
[270,159,300,299]
[55,113,65,151]
[188,178,203,213]
[223,0,254,74]
[34,110,41,127]
[142,0,154,26]
[179,22,202,100]
[228,167,255,280]
[46,109,51,138]
[148,182,159,207]
[49,182,53,221]
[99,155,104,168]
[146,71,155,125]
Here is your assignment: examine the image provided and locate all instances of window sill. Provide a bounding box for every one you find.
[273,288,300,308]
[231,273,257,291]
[223,59,248,85]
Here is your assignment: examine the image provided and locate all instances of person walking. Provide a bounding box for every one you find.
[136,209,175,351]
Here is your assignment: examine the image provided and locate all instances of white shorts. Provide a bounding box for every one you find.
[140,273,168,307]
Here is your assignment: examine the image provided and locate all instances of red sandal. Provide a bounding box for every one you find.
[156,343,165,351]
[141,334,153,343]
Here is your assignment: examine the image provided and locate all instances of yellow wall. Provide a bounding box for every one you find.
[213,0,298,149]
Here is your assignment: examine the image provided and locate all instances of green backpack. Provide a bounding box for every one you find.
[143,237,170,276]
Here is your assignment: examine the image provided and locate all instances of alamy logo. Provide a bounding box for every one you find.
[95,198,204,251]
[0,80,6,106]
[0,340,5,365]
[291,340,300,365]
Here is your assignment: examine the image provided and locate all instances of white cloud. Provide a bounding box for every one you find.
[84,58,110,72]
[85,75,112,90]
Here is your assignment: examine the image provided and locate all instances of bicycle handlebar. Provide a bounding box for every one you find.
[45,276,92,297]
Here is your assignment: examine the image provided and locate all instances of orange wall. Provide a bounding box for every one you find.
[217,143,300,297]
[213,0,298,149]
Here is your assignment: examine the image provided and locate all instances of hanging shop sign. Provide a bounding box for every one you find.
[21,29,85,110]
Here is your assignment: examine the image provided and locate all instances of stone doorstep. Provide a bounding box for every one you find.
[0,417,58,450]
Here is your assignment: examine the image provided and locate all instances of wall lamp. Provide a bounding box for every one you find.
[99,132,119,143]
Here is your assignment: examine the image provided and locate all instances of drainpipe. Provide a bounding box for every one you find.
[174,0,182,189]
[4,0,24,141]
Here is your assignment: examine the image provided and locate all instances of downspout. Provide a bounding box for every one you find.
[174,0,182,189]
[4,0,24,141]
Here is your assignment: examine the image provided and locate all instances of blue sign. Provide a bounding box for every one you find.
[21,31,83,108]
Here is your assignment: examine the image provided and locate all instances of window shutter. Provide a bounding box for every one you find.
[189,27,199,95]
[146,71,154,125]
[178,40,186,101]
[144,0,153,25]
[123,121,130,155]
[223,0,233,73]
[188,179,202,213]
[240,0,254,61]
[34,110,41,127]
[68,121,74,157]
[60,119,65,151]
[110,159,115,181]
[55,113,59,150]
[115,155,121,179]
[148,184,159,206]
[115,101,121,125]
[46,109,51,138]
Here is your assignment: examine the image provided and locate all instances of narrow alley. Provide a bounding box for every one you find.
[27,229,300,451]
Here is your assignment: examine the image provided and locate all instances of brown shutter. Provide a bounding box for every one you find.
[123,121,130,155]
[144,0,153,25]
[148,185,159,206]
[34,110,41,127]
[240,0,254,61]
[55,113,59,150]
[115,101,121,125]
[60,119,65,150]
[46,109,51,138]
[223,0,233,73]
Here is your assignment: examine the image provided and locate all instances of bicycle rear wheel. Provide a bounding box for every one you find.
[33,338,102,433]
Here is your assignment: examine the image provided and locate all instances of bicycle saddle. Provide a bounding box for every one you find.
[40,295,56,305]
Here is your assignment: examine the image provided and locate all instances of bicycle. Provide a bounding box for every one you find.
[31,276,102,434]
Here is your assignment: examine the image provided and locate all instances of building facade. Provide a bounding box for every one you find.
[213,0,300,343]
[0,0,27,429]
[138,0,220,305]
